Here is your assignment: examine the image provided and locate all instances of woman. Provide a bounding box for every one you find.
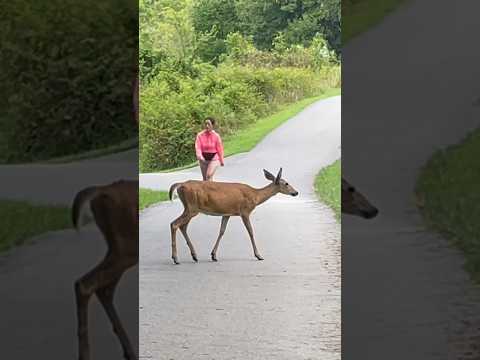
[195,117,224,181]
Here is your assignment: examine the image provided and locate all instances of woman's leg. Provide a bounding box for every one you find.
[206,160,220,181]
[199,160,208,180]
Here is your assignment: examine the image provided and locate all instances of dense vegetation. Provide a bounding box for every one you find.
[0,0,137,163]
[342,0,407,43]
[0,199,70,252]
[315,159,341,221]
[416,129,480,283]
[140,0,341,172]
[139,188,169,210]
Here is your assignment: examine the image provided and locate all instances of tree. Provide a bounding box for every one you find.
[192,0,240,63]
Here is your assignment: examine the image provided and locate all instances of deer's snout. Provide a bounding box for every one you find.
[291,191,299,197]
[362,207,379,219]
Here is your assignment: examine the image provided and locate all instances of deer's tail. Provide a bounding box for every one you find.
[169,182,182,201]
[72,186,99,230]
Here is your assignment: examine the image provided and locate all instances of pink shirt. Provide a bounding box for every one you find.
[195,130,224,165]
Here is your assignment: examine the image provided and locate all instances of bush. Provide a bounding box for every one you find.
[0,0,137,163]
[140,64,340,172]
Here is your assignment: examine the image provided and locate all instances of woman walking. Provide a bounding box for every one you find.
[195,117,224,181]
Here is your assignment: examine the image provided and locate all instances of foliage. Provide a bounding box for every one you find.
[0,0,138,163]
[191,0,341,62]
[0,199,70,252]
[342,0,407,43]
[416,129,480,282]
[139,188,169,210]
[315,159,341,221]
[140,0,341,172]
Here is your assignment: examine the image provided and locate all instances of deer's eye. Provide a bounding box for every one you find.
[285,182,289,186]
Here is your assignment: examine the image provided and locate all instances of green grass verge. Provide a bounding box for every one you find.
[153,88,340,174]
[314,159,341,221]
[415,128,480,283]
[0,200,70,252]
[140,188,169,211]
[343,0,409,44]
[39,137,138,164]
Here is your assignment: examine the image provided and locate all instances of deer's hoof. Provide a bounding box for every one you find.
[192,254,198,262]
[172,257,180,265]
[211,254,218,262]
[255,255,264,261]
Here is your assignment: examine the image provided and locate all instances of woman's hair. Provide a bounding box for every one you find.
[205,117,216,127]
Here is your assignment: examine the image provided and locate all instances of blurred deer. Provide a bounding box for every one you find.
[342,177,378,219]
[72,180,138,360]
[71,74,140,360]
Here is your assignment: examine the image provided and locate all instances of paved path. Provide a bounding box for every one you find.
[342,1,480,358]
[139,96,341,359]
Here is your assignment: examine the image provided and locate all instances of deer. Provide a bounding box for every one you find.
[70,72,140,360]
[341,177,378,219]
[72,179,138,360]
[168,168,298,264]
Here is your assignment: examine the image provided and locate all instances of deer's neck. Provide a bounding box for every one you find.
[255,183,278,206]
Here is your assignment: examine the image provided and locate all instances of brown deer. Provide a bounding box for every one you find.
[168,168,298,264]
[72,179,138,360]
[341,177,378,219]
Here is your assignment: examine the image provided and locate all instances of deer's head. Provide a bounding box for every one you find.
[342,178,378,219]
[263,168,299,196]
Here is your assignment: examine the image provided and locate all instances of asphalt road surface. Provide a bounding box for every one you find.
[342,0,480,358]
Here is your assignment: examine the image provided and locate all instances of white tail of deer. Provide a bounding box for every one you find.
[342,177,378,219]
[72,179,138,360]
[168,168,298,264]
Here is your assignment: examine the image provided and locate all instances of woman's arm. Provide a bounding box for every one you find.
[216,134,225,166]
[195,133,205,161]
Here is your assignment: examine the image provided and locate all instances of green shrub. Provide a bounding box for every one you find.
[140,64,340,172]
[0,0,137,163]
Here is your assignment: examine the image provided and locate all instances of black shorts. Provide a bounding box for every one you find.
[202,152,216,161]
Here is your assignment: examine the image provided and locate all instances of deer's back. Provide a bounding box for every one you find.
[97,179,139,228]
[179,180,256,216]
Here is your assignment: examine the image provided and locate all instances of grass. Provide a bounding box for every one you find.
[0,199,70,252]
[314,159,341,221]
[154,88,341,174]
[343,0,409,43]
[39,137,138,164]
[140,188,169,210]
[415,128,480,283]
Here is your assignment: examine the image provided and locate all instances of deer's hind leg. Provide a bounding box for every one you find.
[179,212,199,262]
[171,210,198,264]
[88,194,137,360]
[96,270,136,360]
[75,254,132,360]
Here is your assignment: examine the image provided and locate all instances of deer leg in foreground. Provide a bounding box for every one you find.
[96,273,136,360]
[211,216,230,261]
[75,255,126,360]
[241,215,264,261]
[171,212,194,264]
[179,216,198,262]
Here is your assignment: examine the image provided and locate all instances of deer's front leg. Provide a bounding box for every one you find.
[211,216,230,261]
[241,215,263,261]
[170,217,182,265]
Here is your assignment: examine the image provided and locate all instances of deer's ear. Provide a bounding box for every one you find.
[275,168,283,184]
[263,169,275,182]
